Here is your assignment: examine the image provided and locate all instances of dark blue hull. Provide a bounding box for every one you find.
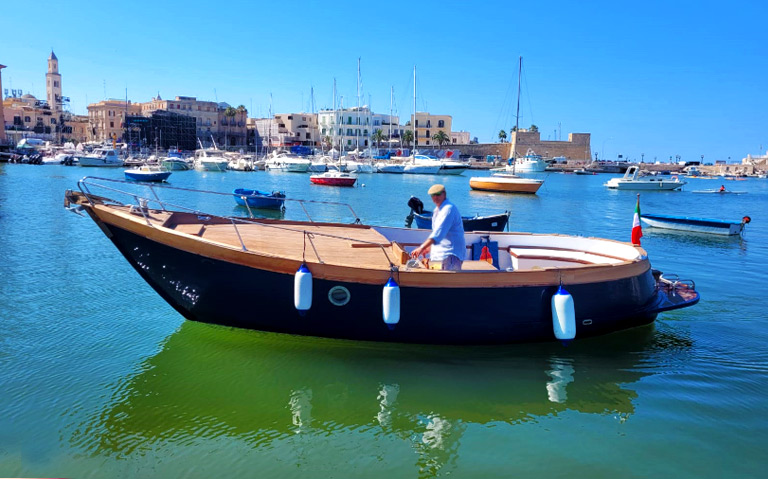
[233,188,285,210]
[102,223,672,344]
[413,210,510,232]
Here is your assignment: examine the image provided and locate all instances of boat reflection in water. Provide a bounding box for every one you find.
[71,323,691,476]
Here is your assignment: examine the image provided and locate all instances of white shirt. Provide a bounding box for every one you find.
[428,199,466,262]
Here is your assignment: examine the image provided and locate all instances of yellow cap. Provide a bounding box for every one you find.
[428,184,445,195]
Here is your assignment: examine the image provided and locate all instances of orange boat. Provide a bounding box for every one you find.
[469,174,543,194]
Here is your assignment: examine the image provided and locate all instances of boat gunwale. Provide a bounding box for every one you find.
[73,191,652,288]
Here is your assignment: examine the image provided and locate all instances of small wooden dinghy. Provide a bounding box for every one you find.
[65,177,699,345]
[641,213,750,236]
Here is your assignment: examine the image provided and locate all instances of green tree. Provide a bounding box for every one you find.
[372,129,386,149]
[433,130,450,148]
[510,125,517,132]
[498,130,508,143]
[529,124,538,132]
[322,135,332,151]
[401,130,414,148]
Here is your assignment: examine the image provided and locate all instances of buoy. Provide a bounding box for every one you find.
[382,277,400,329]
[294,264,312,312]
[551,285,576,342]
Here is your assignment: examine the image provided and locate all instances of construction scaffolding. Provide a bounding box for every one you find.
[125,111,196,152]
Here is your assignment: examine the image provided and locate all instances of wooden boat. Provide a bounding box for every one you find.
[641,213,750,236]
[64,178,699,345]
[405,197,509,232]
[232,188,286,210]
[604,166,686,190]
[469,174,543,194]
[124,164,172,182]
[310,171,357,187]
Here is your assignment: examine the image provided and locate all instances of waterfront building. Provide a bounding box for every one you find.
[140,96,247,148]
[125,110,197,151]
[249,113,321,153]
[509,130,592,161]
[3,93,56,145]
[450,130,470,145]
[317,107,402,152]
[67,114,90,143]
[87,99,141,143]
[410,112,452,148]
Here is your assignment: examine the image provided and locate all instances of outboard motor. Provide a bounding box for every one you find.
[407,196,424,215]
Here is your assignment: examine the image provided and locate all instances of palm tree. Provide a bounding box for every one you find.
[372,129,385,149]
[223,106,237,146]
[401,130,414,148]
[432,130,450,148]
[498,130,507,143]
[322,135,332,151]
[529,124,539,132]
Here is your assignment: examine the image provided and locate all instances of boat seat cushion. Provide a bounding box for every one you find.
[471,238,500,268]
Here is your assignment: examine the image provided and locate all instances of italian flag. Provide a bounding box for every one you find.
[632,195,643,245]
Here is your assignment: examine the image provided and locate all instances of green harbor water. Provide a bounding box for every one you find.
[1,163,767,478]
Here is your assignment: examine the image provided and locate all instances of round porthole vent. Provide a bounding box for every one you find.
[328,286,351,306]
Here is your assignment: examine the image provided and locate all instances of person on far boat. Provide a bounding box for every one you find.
[410,184,466,271]
[719,185,726,192]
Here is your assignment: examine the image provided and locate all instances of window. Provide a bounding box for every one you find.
[415,120,419,127]
[426,140,430,145]
[348,116,352,124]
[363,129,368,136]
[426,130,430,138]
[54,81,59,88]
[306,133,310,139]
[438,120,444,128]
[426,121,431,128]
[110,121,114,128]
[24,116,31,123]
[51,118,57,125]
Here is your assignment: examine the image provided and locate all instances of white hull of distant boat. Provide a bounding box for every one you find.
[438,160,469,175]
[376,162,405,174]
[160,158,192,170]
[77,149,123,167]
[641,214,749,236]
[265,159,311,173]
[403,164,440,175]
[195,159,229,171]
[604,167,686,190]
[513,156,548,172]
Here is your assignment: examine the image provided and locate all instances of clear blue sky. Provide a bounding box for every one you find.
[3,0,766,162]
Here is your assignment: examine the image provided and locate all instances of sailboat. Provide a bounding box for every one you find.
[470,57,544,194]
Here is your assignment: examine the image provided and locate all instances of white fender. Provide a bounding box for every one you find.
[294,264,312,311]
[551,285,576,341]
[382,278,400,327]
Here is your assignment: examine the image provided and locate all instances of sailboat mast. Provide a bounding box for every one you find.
[356,57,361,152]
[389,86,393,143]
[513,56,522,159]
[413,65,416,154]
[332,78,337,155]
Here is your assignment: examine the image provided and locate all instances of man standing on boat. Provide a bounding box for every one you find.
[410,184,466,270]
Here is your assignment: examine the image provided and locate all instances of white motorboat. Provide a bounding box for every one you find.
[194,149,229,172]
[604,166,686,190]
[227,154,257,171]
[77,148,123,167]
[511,151,548,172]
[438,159,469,175]
[376,162,405,174]
[264,152,311,172]
[160,157,193,171]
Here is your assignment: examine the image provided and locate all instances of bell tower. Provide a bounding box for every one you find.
[46,51,62,112]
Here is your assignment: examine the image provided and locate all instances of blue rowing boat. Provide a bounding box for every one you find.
[641,213,751,236]
[233,188,286,210]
